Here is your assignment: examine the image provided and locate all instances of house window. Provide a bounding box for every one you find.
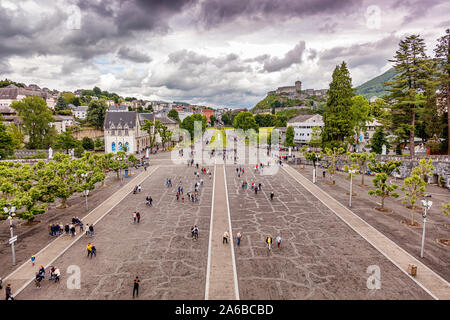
[364,133,369,140]
[118,130,122,136]
[125,129,129,136]
[112,142,116,151]
[111,130,115,136]
[118,142,123,151]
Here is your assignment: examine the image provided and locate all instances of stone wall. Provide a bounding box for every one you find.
[289,155,450,188]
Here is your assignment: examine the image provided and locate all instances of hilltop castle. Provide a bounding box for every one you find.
[267,80,327,98]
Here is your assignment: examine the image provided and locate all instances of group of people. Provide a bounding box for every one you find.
[222,231,243,246]
[265,235,283,251]
[190,225,199,240]
[166,178,173,187]
[133,184,142,194]
[132,211,141,223]
[34,265,61,289]
[48,216,85,237]
[86,242,97,258]
[145,196,153,206]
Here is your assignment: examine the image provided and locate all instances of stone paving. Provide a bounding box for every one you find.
[225,164,433,299]
[17,165,213,300]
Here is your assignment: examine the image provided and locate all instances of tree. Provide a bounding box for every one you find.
[322,147,345,184]
[415,158,435,183]
[55,130,80,154]
[157,124,172,150]
[94,137,104,150]
[210,115,216,126]
[385,35,430,156]
[87,100,108,129]
[11,95,56,149]
[81,137,95,150]
[0,123,14,159]
[142,119,162,152]
[368,160,402,211]
[93,86,102,96]
[6,123,24,150]
[350,95,372,146]
[347,152,376,186]
[309,126,322,150]
[285,126,295,147]
[221,110,238,126]
[42,153,79,208]
[168,109,180,123]
[180,114,207,141]
[322,62,355,150]
[369,127,390,154]
[301,145,321,183]
[233,112,258,132]
[55,96,68,111]
[128,154,138,167]
[435,29,450,154]
[401,167,426,226]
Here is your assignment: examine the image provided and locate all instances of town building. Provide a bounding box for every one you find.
[52,115,76,133]
[353,120,382,152]
[287,114,324,144]
[72,106,88,120]
[0,84,48,108]
[104,111,179,154]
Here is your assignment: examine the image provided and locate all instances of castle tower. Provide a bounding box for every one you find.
[295,80,302,92]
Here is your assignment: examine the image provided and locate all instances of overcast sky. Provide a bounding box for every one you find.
[0,0,449,108]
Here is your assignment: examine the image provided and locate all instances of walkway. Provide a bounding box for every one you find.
[205,164,239,300]
[282,164,450,300]
[0,165,159,299]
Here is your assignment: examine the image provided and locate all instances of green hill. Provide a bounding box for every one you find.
[355,67,396,99]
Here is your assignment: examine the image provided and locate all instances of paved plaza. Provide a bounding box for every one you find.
[225,165,432,299]
[17,165,213,300]
[2,131,448,300]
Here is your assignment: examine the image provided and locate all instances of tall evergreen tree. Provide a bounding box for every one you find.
[322,62,355,149]
[385,35,430,156]
[55,96,68,111]
[434,28,450,154]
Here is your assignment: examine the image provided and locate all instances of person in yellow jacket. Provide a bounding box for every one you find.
[265,236,272,251]
[86,243,92,258]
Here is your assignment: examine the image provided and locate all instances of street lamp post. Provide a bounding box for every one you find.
[81,173,89,212]
[84,189,89,212]
[420,195,432,258]
[3,204,17,265]
[349,170,356,208]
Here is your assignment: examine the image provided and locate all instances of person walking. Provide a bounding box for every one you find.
[136,212,141,223]
[86,243,92,258]
[266,236,272,251]
[236,232,242,246]
[138,185,142,193]
[133,276,140,298]
[91,244,97,258]
[276,235,282,249]
[193,225,199,241]
[223,231,230,244]
[89,224,94,237]
[85,224,90,236]
[31,255,36,266]
[54,267,60,283]
[5,284,13,300]
[132,212,137,223]
[149,196,153,206]
[270,192,274,201]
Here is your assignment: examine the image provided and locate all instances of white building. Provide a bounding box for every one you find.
[52,116,76,133]
[287,114,324,144]
[104,111,179,154]
[72,106,88,120]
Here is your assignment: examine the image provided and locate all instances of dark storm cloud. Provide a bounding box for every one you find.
[263,41,306,72]
[117,47,152,63]
[197,0,362,27]
[319,35,400,69]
